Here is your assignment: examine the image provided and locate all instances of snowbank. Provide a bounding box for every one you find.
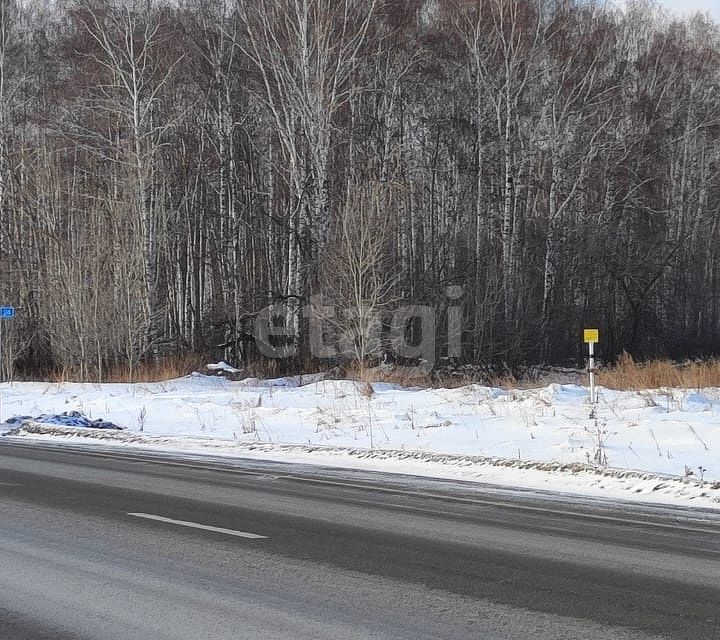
[1,374,719,507]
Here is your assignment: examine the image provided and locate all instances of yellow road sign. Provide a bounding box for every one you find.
[584,328,599,344]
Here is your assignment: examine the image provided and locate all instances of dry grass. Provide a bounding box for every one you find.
[343,362,521,389]
[599,352,720,390]
[48,353,211,384]
[108,353,211,383]
[238,357,283,380]
[356,357,720,391]
[432,371,520,389]
[339,361,433,388]
[45,350,720,391]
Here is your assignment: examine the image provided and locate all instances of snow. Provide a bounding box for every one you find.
[206,361,242,374]
[1,374,719,508]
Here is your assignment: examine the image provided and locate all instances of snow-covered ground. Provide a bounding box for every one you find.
[1,372,719,508]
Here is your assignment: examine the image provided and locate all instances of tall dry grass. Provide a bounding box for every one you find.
[599,352,720,390]
[44,350,720,390]
[48,353,211,384]
[341,361,521,389]
[339,361,432,387]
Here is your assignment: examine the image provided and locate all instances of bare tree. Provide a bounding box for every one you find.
[318,182,397,373]
[534,3,616,357]
[455,0,542,322]
[235,0,379,340]
[73,0,184,350]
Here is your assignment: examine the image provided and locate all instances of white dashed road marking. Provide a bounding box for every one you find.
[127,512,268,539]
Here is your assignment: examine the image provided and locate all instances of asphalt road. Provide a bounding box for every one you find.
[0,439,719,640]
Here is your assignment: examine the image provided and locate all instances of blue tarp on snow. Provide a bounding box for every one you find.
[4,411,123,430]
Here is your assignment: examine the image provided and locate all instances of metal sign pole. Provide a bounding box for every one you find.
[0,315,3,422]
[583,328,599,407]
[589,340,596,405]
[0,306,16,423]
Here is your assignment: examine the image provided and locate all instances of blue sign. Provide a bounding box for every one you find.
[0,307,15,318]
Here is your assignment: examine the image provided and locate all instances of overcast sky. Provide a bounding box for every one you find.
[656,0,720,20]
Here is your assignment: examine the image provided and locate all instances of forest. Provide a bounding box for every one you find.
[0,0,719,380]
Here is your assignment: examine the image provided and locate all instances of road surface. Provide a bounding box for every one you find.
[0,439,719,639]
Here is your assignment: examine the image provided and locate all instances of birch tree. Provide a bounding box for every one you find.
[235,0,379,342]
[451,0,541,355]
[535,3,616,357]
[73,0,184,351]
[318,182,397,373]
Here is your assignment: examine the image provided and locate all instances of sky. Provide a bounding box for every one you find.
[657,0,720,21]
